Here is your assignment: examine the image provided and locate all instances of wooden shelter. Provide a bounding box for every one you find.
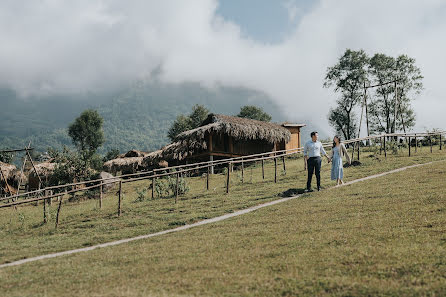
[103,149,167,175]
[28,161,56,190]
[162,114,305,163]
[0,162,18,195]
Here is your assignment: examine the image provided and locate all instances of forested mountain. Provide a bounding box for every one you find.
[1,81,300,155]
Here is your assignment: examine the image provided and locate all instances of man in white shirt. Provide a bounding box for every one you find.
[304,131,330,191]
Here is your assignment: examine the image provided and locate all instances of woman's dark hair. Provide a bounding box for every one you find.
[332,135,341,148]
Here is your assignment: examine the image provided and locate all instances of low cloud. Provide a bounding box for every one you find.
[1,0,445,132]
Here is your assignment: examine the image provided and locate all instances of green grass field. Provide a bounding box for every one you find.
[0,146,445,265]
[1,146,445,296]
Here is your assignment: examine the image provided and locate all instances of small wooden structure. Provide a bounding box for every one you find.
[103,149,167,175]
[162,114,305,164]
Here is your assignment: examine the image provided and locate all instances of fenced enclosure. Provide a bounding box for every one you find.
[1,130,445,228]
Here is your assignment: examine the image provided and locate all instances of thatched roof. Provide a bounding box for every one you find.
[162,114,291,161]
[175,114,291,144]
[142,149,164,166]
[103,156,144,174]
[29,162,57,179]
[0,161,17,181]
[160,140,206,161]
[123,149,149,158]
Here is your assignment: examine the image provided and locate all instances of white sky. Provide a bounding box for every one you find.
[1,0,445,134]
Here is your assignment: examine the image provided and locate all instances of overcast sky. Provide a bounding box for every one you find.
[1,0,445,134]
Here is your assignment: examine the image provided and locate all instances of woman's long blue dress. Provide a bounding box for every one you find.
[331,146,343,180]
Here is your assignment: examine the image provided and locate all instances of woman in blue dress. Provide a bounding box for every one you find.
[330,135,351,186]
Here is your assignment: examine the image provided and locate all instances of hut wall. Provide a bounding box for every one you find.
[233,139,274,155]
[284,127,301,150]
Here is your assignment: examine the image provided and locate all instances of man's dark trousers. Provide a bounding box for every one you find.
[307,156,321,190]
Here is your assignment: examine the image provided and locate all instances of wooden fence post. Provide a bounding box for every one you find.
[274,157,277,183]
[55,194,63,229]
[351,143,355,161]
[408,137,411,157]
[226,163,231,194]
[118,180,122,217]
[241,158,244,183]
[175,172,179,203]
[282,156,286,175]
[43,189,48,224]
[384,137,387,159]
[48,190,52,206]
[380,136,382,155]
[357,141,360,161]
[415,135,418,153]
[99,180,104,209]
[206,165,210,190]
[440,134,442,150]
[261,159,265,180]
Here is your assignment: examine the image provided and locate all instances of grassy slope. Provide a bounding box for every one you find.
[1,147,445,266]
[1,151,445,296]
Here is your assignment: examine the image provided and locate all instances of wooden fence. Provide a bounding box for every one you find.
[1,130,445,227]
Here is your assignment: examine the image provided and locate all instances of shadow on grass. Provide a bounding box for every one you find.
[279,188,306,197]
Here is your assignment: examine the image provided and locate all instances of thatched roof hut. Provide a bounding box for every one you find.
[162,114,293,162]
[29,161,57,178]
[0,161,17,181]
[103,156,144,175]
[28,161,57,190]
[176,114,291,144]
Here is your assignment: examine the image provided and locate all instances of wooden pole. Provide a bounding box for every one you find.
[408,137,411,157]
[380,136,382,155]
[384,136,387,159]
[118,181,122,217]
[357,141,360,161]
[364,84,370,145]
[393,81,398,137]
[440,134,442,150]
[226,163,231,194]
[351,143,355,162]
[415,134,418,153]
[99,182,103,209]
[274,157,277,183]
[26,150,42,185]
[241,158,244,184]
[16,142,31,199]
[282,156,286,175]
[261,159,265,180]
[55,195,63,229]
[206,165,209,190]
[175,172,179,203]
[43,190,47,223]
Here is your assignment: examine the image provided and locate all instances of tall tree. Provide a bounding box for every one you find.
[167,105,210,141]
[68,109,105,162]
[188,104,210,128]
[324,49,369,140]
[367,54,422,134]
[237,105,272,122]
[327,106,357,141]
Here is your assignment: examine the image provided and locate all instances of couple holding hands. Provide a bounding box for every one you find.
[303,131,351,192]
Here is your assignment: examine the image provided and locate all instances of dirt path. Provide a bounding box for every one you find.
[1,160,443,269]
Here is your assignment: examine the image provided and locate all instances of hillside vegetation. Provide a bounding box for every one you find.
[0,82,290,155]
